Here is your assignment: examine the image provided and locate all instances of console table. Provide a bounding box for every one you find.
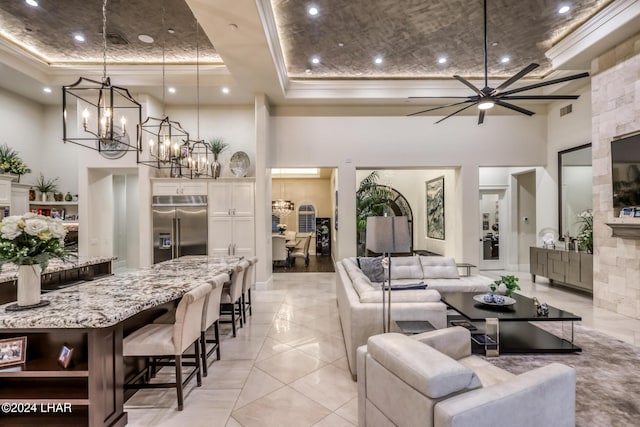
[529,247,593,294]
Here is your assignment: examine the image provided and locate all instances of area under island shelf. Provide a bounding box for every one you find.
[0,256,240,427]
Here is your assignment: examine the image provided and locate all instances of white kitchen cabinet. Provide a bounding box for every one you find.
[152,179,207,196]
[11,184,30,215]
[208,181,254,217]
[208,216,254,257]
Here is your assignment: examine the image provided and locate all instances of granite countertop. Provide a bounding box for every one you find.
[0,256,115,284]
[0,256,241,329]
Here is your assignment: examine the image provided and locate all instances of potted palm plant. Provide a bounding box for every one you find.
[206,137,229,179]
[33,174,59,202]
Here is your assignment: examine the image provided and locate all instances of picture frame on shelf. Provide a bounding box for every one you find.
[51,208,65,220]
[0,336,27,368]
[58,343,74,368]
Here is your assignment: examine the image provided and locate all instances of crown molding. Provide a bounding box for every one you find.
[255,0,290,94]
[546,0,640,70]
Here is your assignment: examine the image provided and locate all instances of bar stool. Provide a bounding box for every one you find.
[220,260,249,337]
[123,283,211,411]
[241,257,258,323]
[154,273,229,377]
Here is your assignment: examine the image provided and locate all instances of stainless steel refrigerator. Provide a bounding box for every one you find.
[152,195,208,264]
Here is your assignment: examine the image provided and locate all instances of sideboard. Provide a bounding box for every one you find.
[529,247,593,294]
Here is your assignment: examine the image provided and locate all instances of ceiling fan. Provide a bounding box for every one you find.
[409,0,589,124]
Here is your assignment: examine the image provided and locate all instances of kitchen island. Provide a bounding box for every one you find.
[0,256,240,427]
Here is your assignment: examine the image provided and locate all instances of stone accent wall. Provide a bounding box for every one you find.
[591,32,640,318]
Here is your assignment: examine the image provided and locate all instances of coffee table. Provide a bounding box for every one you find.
[441,292,582,354]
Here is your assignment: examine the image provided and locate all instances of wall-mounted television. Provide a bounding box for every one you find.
[611,133,640,216]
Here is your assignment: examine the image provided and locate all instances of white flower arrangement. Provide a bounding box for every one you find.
[277,223,287,230]
[0,213,72,270]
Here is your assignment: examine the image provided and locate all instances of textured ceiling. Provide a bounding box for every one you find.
[0,0,220,65]
[271,0,613,79]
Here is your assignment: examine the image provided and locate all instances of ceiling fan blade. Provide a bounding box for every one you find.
[495,100,535,116]
[407,100,475,116]
[492,63,539,95]
[409,96,471,99]
[434,102,478,124]
[499,72,590,96]
[478,110,485,125]
[453,75,484,97]
[500,95,580,100]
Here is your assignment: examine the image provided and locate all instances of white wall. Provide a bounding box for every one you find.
[269,114,548,266]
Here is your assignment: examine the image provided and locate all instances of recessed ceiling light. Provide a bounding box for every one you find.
[558,5,570,14]
[307,5,319,16]
[491,41,499,47]
[221,87,230,94]
[374,56,383,65]
[74,33,85,42]
[229,23,238,30]
[167,28,176,34]
[500,56,510,63]
[138,34,154,43]
[338,42,344,47]
[437,57,447,64]
[305,69,312,74]
[168,87,176,94]
[25,0,38,7]
[311,56,320,65]
[43,87,51,93]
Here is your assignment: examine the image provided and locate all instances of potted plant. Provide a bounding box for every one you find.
[206,137,229,179]
[0,143,31,181]
[356,171,393,255]
[490,275,521,297]
[33,174,59,202]
[576,209,593,253]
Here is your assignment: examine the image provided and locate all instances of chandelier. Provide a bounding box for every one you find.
[137,3,192,177]
[272,199,295,217]
[62,0,141,156]
[183,20,213,178]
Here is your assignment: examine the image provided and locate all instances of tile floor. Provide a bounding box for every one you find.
[125,269,640,426]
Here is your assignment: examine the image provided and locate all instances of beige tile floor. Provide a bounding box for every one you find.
[125,269,640,426]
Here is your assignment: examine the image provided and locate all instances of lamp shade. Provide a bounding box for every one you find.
[365,216,411,254]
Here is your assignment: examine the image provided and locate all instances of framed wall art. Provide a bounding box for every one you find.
[426,176,445,240]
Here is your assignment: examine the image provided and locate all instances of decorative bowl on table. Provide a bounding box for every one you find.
[473,293,516,306]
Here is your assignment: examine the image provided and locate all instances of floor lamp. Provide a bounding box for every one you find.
[366,216,411,333]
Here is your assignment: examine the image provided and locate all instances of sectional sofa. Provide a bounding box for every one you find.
[336,255,493,378]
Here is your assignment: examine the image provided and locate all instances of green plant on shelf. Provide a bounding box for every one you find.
[206,137,229,160]
[33,174,59,194]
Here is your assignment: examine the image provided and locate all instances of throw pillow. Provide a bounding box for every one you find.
[357,256,385,282]
[387,282,427,291]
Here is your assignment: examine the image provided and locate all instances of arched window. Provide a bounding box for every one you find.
[298,204,316,233]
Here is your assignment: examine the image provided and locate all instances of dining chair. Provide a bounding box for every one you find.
[220,260,249,337]
[123,282,211,410]
[241,257,258,323]
[272,235,288,267]
[290,233,312,266]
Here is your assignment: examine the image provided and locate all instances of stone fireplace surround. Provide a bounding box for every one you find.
[591,30,640,319]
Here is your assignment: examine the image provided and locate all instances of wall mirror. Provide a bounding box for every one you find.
[558,143,592,238]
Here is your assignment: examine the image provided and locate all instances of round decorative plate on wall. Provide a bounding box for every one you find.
[95,125,129,159]
[229,151,250,177]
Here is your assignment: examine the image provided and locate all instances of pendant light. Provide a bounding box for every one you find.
[62,0,142,157]
[137,2,191,177]
[185,20,213,178]
[272,170,295,217]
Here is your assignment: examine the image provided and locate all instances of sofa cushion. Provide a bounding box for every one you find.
[357,256,386,282]
[428,276,492,294]
[390,257,424,280]
[419,256,460,279]
[368,333,481,399]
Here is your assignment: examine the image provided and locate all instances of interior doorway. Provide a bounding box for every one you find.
[479,189,506,270]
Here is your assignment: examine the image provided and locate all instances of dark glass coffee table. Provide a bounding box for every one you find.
[441,293,582,354]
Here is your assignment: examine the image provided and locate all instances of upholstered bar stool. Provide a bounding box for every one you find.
[123,283,211,411]
[241,257,258,323]
[220,260,249,337]
[154,273,229,377]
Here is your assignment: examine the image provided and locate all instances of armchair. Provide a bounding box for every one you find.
[357,327,576,427]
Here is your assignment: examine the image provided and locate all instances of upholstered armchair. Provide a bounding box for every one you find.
[357,327,576,427]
